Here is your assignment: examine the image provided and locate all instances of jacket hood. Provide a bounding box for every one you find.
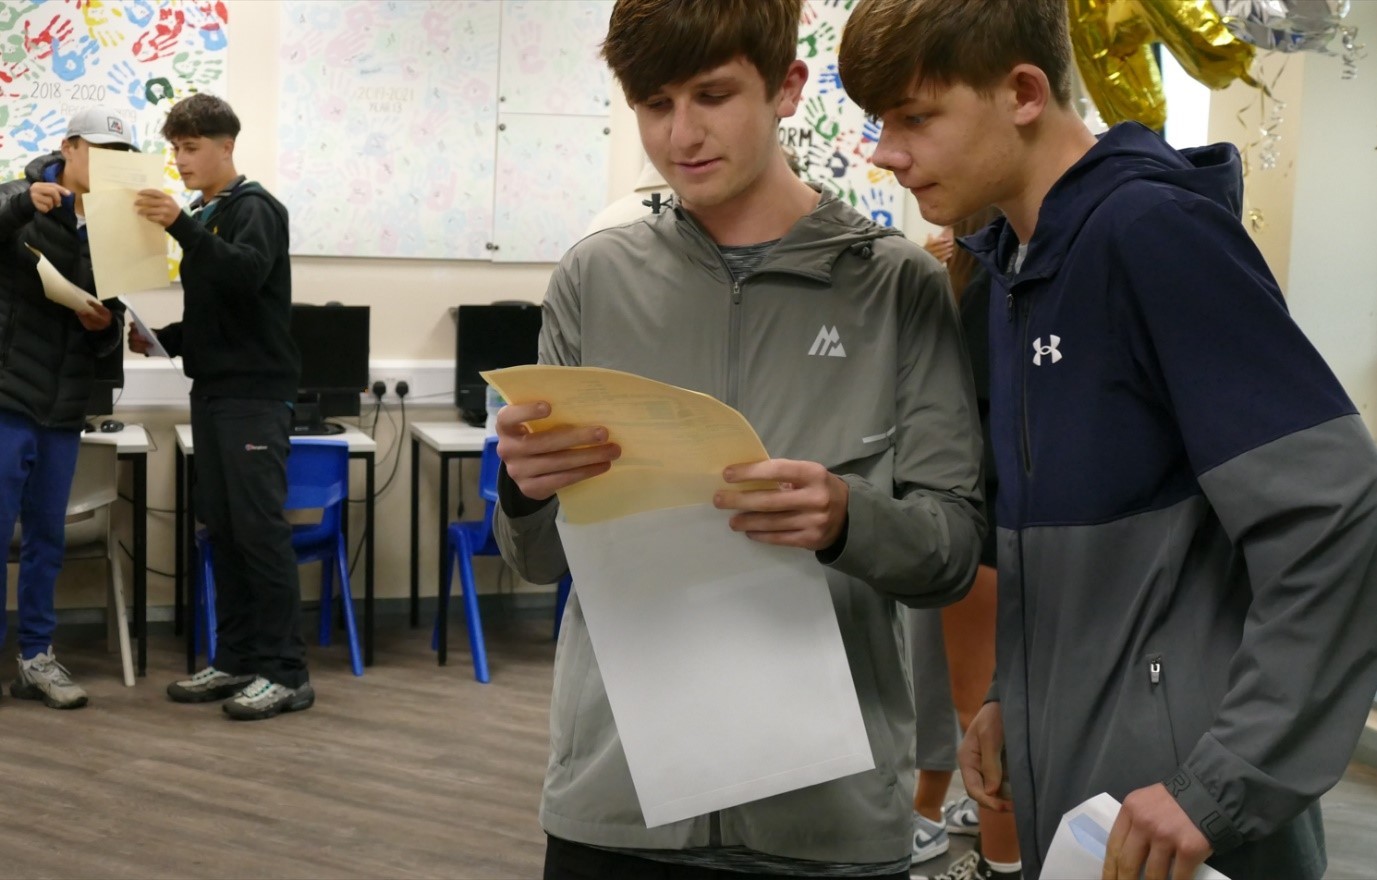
[963,122,1243,282]
[665,185,904,282]
[24,152,63,184]
[215,179,290,228]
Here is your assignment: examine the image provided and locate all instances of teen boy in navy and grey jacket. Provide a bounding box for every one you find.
[840,1,1377,878]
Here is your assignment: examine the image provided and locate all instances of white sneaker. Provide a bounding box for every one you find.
[912,810,951,864]
[12,648,88,709]
[944,795,981,836]
[222,676,315,721]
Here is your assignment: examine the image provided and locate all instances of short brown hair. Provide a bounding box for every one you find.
[838,0,1073,116]
[161,93,241,141]
[602,0,803,104]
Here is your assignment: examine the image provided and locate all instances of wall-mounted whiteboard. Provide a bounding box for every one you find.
[278,0,611,262]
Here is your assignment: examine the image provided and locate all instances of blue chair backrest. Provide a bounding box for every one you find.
[286,438,350,531]
[478,436,499,505]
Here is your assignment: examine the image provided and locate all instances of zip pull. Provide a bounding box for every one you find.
[1149,659,1161,685]
[732,280,742,305]
[1006,292,1014,323]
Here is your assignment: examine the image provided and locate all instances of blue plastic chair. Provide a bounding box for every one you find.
[431,438,578,680]
[194,438,363,676]
[431,436,499,681]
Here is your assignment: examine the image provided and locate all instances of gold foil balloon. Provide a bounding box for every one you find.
[1137,0,1259,89]
[1069,0,1167,129]
[1069,0,1260,129]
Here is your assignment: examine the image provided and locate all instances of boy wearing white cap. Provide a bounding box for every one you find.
[0,106,135,709]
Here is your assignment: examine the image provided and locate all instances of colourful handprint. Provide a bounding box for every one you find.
[798,21,837,60]
[11,108,62,151]
[132,7,186,62]
[108,61,148,109]
[52,35,100,81]
[172,50,223,85]
[83,1,127,49]
[24,14,75,61]
[860,187,896,227]
[804,96,841,141]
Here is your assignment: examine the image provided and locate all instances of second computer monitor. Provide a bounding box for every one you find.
[455,302,541,426]
[290,304,370,434]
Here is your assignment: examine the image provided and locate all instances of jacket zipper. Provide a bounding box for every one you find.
[0,298,19,364]
[1012,291,1034,474]
[727,279,743,409]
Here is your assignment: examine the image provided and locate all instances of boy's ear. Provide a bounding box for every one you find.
[1008,62,1051,126]
[774,59,810,120]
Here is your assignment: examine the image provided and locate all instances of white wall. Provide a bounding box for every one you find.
[1285,1,1377,432]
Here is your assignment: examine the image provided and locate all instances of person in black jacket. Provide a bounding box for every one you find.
[129,93,311,721]
[0,106,133,710]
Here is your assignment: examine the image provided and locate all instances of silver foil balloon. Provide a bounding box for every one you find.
[1211,0,1350,53]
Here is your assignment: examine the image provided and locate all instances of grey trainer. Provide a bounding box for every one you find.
[222,677,314,721]
[167,666,255,703]
[11,648,88,709]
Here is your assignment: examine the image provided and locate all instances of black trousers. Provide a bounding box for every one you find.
[543,836,909,880]
[191,396,307,687]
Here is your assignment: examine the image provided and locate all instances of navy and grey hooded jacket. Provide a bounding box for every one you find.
[965,122,1377,879]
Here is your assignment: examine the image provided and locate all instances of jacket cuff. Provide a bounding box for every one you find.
[166,210,200,246]
[1164,764,1245,854]
[498,462,554,519]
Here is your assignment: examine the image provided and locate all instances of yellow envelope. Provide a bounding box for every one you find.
[482,365,774,523]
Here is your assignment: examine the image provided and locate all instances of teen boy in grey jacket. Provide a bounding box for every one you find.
[493,2,984,876]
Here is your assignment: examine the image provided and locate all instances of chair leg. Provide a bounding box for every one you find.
[456,542,490,684]
[319,557,333,647]
[199,543,218,666]
[107,542,134,688]
[432,529,456,663]
[335,535,363,677]
[554,575,572,642]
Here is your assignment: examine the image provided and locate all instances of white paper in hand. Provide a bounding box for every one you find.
[118,296,170,359]
[25,244,100,313]
[1042,792,1230,879]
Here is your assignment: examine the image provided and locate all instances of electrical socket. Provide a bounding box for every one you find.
[365,372,417,403]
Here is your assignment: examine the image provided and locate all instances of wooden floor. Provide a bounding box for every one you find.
[0,616,556,880]
[4,618,1377,879]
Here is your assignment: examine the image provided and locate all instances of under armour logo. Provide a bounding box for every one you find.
[1032,335,1062,366]
[808,325,847,357]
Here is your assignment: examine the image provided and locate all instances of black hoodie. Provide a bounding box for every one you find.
[157,179,299,401]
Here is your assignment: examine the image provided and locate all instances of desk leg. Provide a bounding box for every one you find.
[437,454,450,666]
[133,453,147,677]
[409,437,419,628]
[185,454,197,674]
[364,451,375,667]
[174,447,184,637]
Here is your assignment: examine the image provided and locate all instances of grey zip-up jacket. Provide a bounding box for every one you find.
[969,123,1377,879]
[495,190,985,864]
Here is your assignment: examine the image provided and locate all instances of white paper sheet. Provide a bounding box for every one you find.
[86,149,172,297]
[24,244,100,313]
[84,190,171,297]
[117,296,170,359]
[557,503,874,827]
[1043,793,1231,879]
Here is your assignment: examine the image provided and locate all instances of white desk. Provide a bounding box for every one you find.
[408,421,487,662]
[174,423,380,670]
[82,425,152,676]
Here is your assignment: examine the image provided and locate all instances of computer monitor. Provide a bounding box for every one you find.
[85,344,124,417]
[454,302,541,427]
[289,304,370,435]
